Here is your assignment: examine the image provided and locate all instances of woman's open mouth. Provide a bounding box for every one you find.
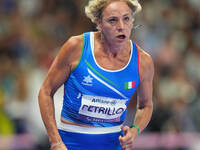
[116,34,126,40]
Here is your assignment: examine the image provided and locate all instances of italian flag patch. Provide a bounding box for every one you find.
[125,81,135,90]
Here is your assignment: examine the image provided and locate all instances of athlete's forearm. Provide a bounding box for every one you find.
[119,105,153,149]
[133,104,153,133]
[38,88,62,145]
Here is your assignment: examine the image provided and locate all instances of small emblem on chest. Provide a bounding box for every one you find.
[82,75,93,86]
[124,81,135,90]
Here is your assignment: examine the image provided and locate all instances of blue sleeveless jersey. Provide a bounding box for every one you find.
[61,32,140,127]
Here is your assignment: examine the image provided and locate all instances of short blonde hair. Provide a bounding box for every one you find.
[85,0,142,23]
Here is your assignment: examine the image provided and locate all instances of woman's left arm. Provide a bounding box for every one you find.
[119,48,154,150]
[132,49,154,134]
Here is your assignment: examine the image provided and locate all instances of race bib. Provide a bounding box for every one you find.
[78,94,127,122]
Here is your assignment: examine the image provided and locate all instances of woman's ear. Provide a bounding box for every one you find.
[96,19,102,32]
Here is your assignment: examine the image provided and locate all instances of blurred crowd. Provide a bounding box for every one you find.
[0,0,199,149]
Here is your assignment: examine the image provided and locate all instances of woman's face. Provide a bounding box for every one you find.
[98,1,134,45]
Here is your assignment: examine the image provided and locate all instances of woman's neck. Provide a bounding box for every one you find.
[99,33,129,57]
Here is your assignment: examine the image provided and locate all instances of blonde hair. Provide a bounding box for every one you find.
[85,0,142,23]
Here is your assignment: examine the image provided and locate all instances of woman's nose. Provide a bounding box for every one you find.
[116,19,124,31]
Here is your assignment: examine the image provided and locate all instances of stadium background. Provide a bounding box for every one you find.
[0,0,199,149]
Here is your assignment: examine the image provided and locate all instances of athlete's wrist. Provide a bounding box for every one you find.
[129,124,140,135]
[51,141,63,150]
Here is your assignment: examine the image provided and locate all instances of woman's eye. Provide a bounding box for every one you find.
[124,17,130,22]
[108,18,117,24]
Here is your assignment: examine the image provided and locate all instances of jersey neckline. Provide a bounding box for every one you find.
[90,32,133,72]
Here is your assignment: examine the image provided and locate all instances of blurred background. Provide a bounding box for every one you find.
[0,0,199,149]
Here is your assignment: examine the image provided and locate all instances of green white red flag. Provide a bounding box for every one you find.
[125,81,135,90]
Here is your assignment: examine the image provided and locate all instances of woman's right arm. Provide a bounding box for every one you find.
[38,35,83,149]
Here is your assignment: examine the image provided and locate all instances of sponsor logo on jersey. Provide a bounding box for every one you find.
[81,75,93,86]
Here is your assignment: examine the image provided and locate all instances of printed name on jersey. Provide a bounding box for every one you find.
[78,94,128,122]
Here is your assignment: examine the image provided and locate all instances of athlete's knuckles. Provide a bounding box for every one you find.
[124,137,130,143]
[124,136,130,141]
[122,126,128,131]
[120,139,126,143]
[124,135,131,140]
[123,126,129,130]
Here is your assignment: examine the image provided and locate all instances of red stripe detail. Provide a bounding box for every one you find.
[135,44,141,82]
[131,81,135,88]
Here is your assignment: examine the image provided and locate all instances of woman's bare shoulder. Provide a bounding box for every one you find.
[62,34,83,54]
[137,45,154,81]
[58,34,84,62]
